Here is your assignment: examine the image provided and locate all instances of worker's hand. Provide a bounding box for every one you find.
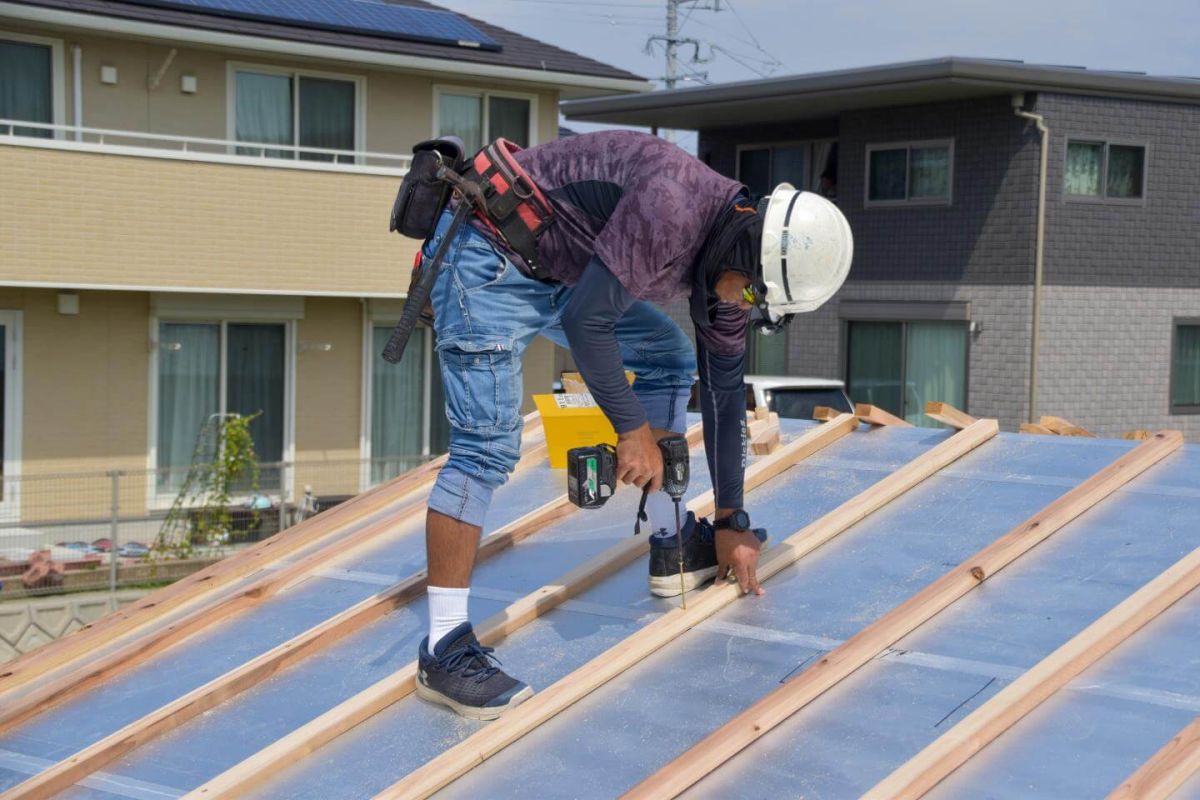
[616,423,664,493]
[716,527,765,596]
[714,271,753,311]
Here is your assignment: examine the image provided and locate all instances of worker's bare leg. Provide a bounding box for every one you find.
[425,509,480,588]
[414,209,547,718]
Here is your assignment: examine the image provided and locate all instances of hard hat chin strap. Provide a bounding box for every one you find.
[749,274,793,335]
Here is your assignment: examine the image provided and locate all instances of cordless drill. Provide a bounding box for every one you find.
[566,434,692,605]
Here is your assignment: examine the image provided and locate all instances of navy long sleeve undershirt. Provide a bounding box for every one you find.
[697,306,748,511]
[560,256,645,434]
[561,256,748,511]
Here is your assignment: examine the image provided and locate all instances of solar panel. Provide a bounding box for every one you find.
[125,0,500,50]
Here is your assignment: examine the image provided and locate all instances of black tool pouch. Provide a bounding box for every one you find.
[389,137,466,239]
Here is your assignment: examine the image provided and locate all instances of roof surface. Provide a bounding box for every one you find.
[1,417,1197,798]
[3,0,646,83]
[562,56,1200,128]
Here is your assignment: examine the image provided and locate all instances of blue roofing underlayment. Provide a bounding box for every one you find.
[2,418,1198,798]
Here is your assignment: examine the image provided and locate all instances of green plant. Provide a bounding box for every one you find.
[155,412,262,557]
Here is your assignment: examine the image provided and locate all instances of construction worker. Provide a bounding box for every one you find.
[415,130,852,719]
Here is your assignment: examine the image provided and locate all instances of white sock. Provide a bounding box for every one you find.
[645,491,680,536]
[427,586,470,652]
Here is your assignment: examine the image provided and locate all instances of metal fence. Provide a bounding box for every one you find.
[0,455,433,600]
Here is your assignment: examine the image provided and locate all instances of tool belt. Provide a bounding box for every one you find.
[461,138,556,279]
[389,137,555,275]
[382,137,555,363]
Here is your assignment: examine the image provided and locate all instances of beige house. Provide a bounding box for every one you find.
[0,0,647,526]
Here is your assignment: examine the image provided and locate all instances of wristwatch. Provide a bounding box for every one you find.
[714,509,751,532]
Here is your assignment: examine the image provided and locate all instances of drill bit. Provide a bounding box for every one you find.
[674,497,686,608]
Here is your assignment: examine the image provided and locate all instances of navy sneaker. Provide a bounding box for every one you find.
[416,622,533,720]
[648,513,768,597]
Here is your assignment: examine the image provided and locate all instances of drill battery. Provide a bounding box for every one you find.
[566,434,690,510]
[566,443,617,510]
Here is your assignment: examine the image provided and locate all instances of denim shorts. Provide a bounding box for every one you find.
[425,211,697,527]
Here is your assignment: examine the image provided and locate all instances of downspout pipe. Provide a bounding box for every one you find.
[71,44,82,141]
[1013,93,1048,424]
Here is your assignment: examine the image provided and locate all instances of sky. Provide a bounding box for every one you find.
[434,0,1200,149]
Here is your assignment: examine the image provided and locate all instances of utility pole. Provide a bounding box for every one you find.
[665,0,678,90]
[647,0,721,90]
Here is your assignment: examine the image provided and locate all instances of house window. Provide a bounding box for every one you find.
[157,322,287,493]
[1171,322,1200,414]
[368,325,448,485]
[0,36,54,137]
[1065,140,1145,200]
[437,89,533,153]
[737,141,838,198]
[845,319,968,427]
[233,68,359,162]
[866,141,953,205]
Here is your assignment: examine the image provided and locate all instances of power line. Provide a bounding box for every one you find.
[683,2,784,75]
[709,44,773,78]
[722,0,770,58]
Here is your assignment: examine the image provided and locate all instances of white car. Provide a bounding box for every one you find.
[744,375,853,420]
[688,375,853,421]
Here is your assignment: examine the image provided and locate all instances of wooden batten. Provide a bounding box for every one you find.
[812,406,840,422]
[1019,423,1055,435]
[183,416,856,800]
[623,430,1183,799]
[1107,715,1200,800]
[0,406,537,699]
[748,412,781,455]
[0,428,551,735]
[0,454,439,699]
[0,424,701,800]
[374,419,998,800]
[867,528,1200,800]
[923,401,977,430]
[1040,415,1097,438]
[855,403,913,428]
[750,425,781,455]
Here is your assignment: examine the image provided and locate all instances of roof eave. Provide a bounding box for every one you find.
[563,57,1200,126]
[0,0,653,95]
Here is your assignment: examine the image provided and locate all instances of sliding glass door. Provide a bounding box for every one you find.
[0,37,54,137]
[846,319,968,428]
[370,326,426,484]
[368,325,448,486]
[157,321,288,494]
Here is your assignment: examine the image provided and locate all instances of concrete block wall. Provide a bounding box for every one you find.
[1037,286,1200,439]
[0,590,144,662]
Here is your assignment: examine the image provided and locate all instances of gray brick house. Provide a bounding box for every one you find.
[564,58,1200,438]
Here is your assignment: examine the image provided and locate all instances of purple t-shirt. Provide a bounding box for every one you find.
[510,130,745,304]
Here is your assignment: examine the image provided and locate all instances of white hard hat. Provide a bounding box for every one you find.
[759,184,853,317]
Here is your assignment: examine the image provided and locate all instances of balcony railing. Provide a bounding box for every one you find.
[0,118,411,176]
